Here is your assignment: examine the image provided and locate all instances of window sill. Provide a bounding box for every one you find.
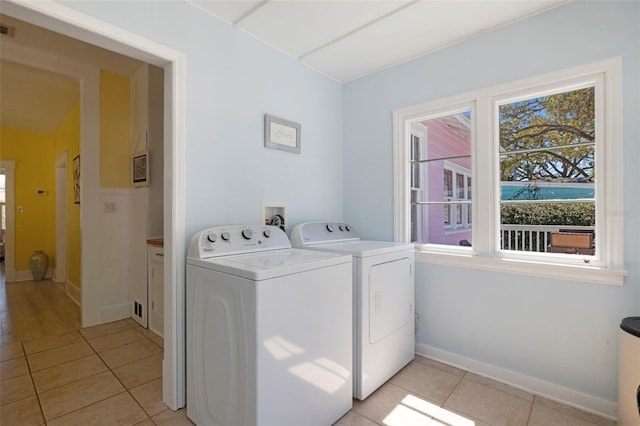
[415,251,626,286]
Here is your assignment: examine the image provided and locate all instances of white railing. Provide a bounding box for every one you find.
[500,224,595,252]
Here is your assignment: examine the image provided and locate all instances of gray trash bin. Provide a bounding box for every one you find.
[619,317,640,426]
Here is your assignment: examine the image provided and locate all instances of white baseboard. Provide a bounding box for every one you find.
[5,267,16,282]
[15,268,53,282]
[416,343,617,421]
[65,281,81,307]
[100,302,131,323]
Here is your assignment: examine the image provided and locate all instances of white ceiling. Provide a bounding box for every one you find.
[0,14,143,134]
[0,1,569,134]
[189,0,569,82]
[1,59,79,135]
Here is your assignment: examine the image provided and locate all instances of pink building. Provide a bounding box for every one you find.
[411,114,472,246]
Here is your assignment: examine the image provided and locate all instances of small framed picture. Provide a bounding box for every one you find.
[264,114,301,154]
[132,151,149,187]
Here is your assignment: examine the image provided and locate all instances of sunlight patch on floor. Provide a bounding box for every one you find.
[383,394,475,426]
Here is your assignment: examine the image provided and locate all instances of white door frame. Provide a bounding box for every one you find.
[54,152,68,284]
[3,0,186,410]
[0,160,16,282]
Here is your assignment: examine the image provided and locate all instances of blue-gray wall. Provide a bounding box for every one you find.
[343,0,639,404]
[62,0,344,239]
[59,0,639,407]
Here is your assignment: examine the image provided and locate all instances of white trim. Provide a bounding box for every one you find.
[4,0,186,410]
[416,250,626,286]
[394,57,625,284]
[100,302,131,323]
[55,151,68,284]
[0,160,16,282]
[99,187,135,196]
[416,343,617,421]
[15,268,53,282]
[66,280,81,306]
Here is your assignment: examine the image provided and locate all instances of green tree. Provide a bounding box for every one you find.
[499,87,595,183]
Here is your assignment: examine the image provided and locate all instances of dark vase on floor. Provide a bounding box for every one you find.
[30,250,48,281]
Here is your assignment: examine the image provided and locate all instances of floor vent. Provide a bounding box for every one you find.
[134,301,144,318]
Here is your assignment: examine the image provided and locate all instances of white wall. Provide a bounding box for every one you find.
[60,0,344,239]
[343,0,639,414]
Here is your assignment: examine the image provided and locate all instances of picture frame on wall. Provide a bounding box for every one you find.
[132,151,149,187]
[264,114,301,154]
[72,155,80,204]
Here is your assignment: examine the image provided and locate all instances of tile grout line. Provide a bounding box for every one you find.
[80,321,165,423]
[52,322,150,424]
[8,320,160,425]
[21,339,47,426]
[526,395,538,425]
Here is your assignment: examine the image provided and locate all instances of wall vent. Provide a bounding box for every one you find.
[1,24,15,38]
[134,301,144,318]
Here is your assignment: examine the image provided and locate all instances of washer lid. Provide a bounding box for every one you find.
[621,317,640,338]
[187,248,352,280]
[301,240,414,257]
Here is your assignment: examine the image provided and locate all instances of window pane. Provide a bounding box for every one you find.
[456,173,465,198]
[444,169,453,197]
[411,135,421,188]
[500,202,595,255]
[499,86,596,256]
[410,111,472,246]
[499,86,594,153]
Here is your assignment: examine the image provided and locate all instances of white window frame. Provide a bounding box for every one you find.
[410,126,428,243]
[393,57,626,286]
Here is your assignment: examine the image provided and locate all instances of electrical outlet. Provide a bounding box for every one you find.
[103,202,117,213]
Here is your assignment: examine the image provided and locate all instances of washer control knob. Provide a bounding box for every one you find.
[221,231,231,241]
[326,224,335,232]
[242,228,253,240]
[345,225,351,232]
[339,225,344,231]
[263,229,272,238]
[207,232,217,243]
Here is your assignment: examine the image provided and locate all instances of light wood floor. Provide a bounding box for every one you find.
[0,267,81,344]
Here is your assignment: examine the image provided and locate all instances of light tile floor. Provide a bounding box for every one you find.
[0,318,193,426]
[0,276,617,425]
[335,356,617,426]
[0,274,192,426]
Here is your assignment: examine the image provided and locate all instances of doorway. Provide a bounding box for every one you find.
[0,161,15,282]
[2,1,186,410]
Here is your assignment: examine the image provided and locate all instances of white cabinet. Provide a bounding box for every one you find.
[148,244,164,337]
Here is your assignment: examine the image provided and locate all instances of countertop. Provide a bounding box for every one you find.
[147,238,164,247]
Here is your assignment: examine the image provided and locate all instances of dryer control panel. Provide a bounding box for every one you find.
[188,225,290,259]
[291,221,359,246]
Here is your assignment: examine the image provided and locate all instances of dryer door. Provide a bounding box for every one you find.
[369,258,412,343]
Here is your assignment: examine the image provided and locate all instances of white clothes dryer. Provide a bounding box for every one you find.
[186,225,353,426]
[291,222,415,400]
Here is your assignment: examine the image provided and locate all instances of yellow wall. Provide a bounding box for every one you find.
[0,128,56,272]
[100,70,132,188]
[53,104,81,289]
[0,70,130,283]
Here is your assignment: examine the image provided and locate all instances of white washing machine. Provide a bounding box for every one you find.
[291,222,415,400]
[186,225,353,426]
